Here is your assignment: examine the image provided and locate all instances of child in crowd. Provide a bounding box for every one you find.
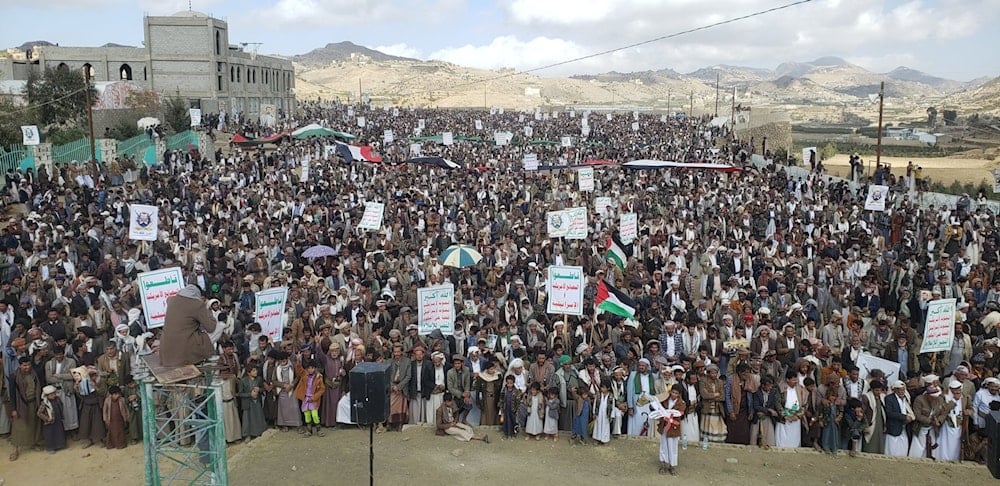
[38,385,66,454]
[544,387,560,442]
[592,379,614,444]
[103,385,129,449]
[500,375,520,440]
[572,387,592,445]
[523,382,544,441]
[842,398,868,457]
[295,359,326,437]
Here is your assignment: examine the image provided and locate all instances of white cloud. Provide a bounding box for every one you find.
[506,0,621,24]
[479,0,999,76]
[139,0,226,15]
[429,36,588,71]
[374,43,423,59]
[243,0,458,28]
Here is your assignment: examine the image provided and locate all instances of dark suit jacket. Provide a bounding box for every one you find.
[751,388,778,423]
[408,359,435,400]
[883,393,909,437]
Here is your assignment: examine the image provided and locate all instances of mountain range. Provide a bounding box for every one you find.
[286,43,996,111]
[8,39,998,114]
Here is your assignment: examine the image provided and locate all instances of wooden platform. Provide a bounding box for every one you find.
[141,354,202,384]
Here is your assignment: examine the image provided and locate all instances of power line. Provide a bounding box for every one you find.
[406,0,814,99]
[0,85,89,118]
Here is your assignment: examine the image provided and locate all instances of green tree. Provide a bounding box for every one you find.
[162,96,189,134]
[24,67,97,130]
[0,99,38,148]
[820,142,837,160]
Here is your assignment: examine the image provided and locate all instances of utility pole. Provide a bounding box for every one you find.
[731,86,736,140]
[483,82,487,110]
[358,78,362,104]
[84,66,96,162]
[689,91,693,117]
[873,81,885,178]
[714,72,719,117]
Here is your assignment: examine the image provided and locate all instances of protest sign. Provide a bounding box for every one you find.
[595,196,613,216]
[855,353,902,382]
[357,116,366,127]
[442,131,453,145]
[578,167,595,191]
[21,125,40,145]
[383,130,394,143]
[620,212,638,243]
[358,202,385,231]
[565,207,588,240]
[418,285,455,335]
[864,185,890,211]
[137,267,184,329]
[561,136,572,147]
[128,204,159,241]
[920,299,957,353]
[523,153,539,171]
[256,287,289,343]
[546,265,585,316]
[189,108,201,127]
[547,210,569,238]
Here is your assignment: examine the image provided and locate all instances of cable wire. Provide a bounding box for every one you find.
[408,0,814,97]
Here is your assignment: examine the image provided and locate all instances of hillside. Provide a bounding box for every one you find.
[292,41,415,67]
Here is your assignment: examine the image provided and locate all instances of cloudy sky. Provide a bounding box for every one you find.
[3,0,998,81]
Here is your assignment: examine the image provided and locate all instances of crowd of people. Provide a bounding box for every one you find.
[3,100,1000,477]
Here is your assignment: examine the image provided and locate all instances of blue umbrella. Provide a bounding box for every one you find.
[301,245,337,259]
[439,244,483,268]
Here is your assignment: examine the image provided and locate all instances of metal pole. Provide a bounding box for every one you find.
[874,81,885,179]
[84,67,96,162]
[715,72,719,117]
[731,86,736,140]
[369,423,375,486]
[141,379,158,486]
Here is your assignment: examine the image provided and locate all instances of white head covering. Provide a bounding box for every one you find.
[509,358,524,370]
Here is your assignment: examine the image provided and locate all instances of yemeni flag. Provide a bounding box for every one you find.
[335,141,382,163]
[605,234,631,271]
[596,279,636,319]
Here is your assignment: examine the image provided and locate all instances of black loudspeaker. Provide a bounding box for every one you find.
[987,409,1000,479]
[350,362,390,425]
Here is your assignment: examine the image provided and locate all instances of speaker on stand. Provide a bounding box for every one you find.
[350,362,390,486]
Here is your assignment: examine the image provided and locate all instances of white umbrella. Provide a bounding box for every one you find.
[137,117,161,129]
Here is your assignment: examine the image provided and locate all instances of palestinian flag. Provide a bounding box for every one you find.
[605,234,631,271]
[596,279,636,319]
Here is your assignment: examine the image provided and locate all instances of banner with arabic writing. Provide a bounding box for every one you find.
[919,298,956,354]
[256,287,289,343]
[137,267,184,329]
[546,265,585,316]
[418,285,455,336]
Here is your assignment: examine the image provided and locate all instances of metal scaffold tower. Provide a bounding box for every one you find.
[140,357,229,486]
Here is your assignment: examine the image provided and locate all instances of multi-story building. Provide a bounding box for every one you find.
[1,10,295,119]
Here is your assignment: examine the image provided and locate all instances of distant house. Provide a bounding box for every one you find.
[884,127,912,139]
[915,132,937,144]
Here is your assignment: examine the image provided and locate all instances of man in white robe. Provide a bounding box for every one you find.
[626,358,660,436]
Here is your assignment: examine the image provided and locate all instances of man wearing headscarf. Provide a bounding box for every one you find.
[626,358,660,437]
[909,374,948,458]
[159,284,218,367]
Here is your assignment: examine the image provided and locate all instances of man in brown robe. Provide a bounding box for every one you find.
[10,356,41,460]
[159,284,218,367]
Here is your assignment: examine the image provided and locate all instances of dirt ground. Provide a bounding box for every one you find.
[822,154,998,186]
[4,425,988,486]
